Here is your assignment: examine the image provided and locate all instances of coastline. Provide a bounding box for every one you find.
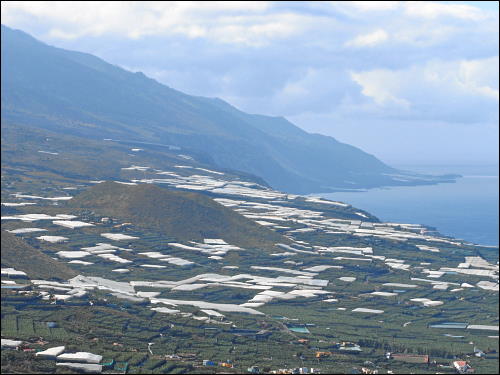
[315,165,499,247]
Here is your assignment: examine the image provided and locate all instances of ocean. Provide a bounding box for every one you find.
[318,165,499,247]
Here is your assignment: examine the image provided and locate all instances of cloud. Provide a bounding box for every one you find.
[458,57,499,100]
[349,57,499,123]
[345,29,389,47]
[329,1,486,21]
[345,1,402,12]
[1,1,316,46]
[350,69,410,108]
[3,2,492,45]
[404,1,485,20]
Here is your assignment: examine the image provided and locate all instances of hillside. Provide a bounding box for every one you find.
[0,121,269,187]
[1,230,77,280]
[67,182,286,248]
[2,176,498,375]
[1,25,457,194]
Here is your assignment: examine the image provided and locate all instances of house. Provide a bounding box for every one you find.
[453,361,474,374]
[337,342,362,353]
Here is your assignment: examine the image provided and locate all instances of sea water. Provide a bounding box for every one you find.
[319,165,499,247]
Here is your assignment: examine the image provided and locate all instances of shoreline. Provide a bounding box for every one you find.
[315,171,499,248]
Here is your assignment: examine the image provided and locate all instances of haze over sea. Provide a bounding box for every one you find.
[319,165,499,247]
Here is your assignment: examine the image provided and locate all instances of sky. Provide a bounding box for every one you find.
[2,1,498,167]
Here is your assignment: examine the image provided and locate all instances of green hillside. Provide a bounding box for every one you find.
[67,182,286,248]
[1,230,77,280]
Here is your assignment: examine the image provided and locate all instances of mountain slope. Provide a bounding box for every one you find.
[1,25,456,193]
[1,230,77,280]
[0,120,269,187]
[67,182,286,248]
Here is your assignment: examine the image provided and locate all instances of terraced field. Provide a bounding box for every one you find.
[2,158,498,374]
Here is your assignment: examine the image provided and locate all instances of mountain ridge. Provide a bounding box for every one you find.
[1,25,458,193]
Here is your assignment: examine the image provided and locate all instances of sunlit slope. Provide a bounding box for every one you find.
[1,230,77,280]
[66,182,286,248]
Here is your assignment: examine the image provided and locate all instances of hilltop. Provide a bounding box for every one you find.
[1,230,77,280]
[66,182,286,248]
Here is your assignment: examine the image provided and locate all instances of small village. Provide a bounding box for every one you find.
[0,334,486,374]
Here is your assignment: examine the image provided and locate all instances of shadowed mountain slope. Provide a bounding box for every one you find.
[0,121,269,187]
[1,25,457,193]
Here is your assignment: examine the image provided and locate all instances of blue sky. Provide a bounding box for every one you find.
[2,1,498,166]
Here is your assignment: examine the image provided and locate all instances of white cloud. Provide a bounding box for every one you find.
[331,1,487,21]
[350,57,499,122]
[1,1,495,48]
[1,1,313,46]
[350,69,410,108]
[319,1,402,16]
[458,57,499,100]
[347,1,402,12]
[345,29,389,47]
[203,13,315,46]
[391,23,458,47]
[404,1,485,20]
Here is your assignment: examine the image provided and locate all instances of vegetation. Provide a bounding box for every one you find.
[66,182,286,248]
[1,230,77,280]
